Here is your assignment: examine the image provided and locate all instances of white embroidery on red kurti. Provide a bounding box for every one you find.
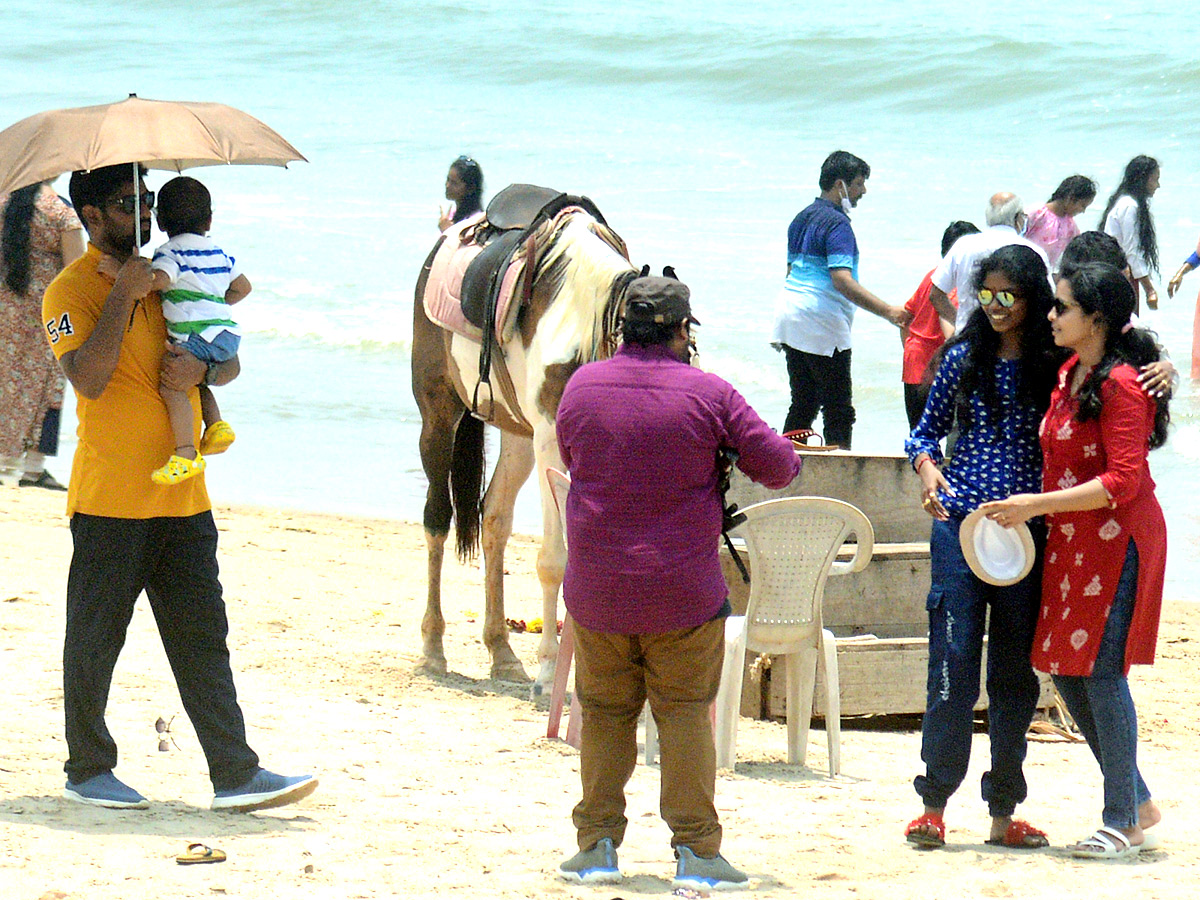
[1061,523,1075,541]
[1083,575,1102,596]
[1056,420,1074,441]
[1061,606,1071,620]
[1059,573,1071,601]
[1049,551,1057,564]
[1058,468,1077,490]
[1070,629,1089,650]
[1083,443,1098,458]
[1075,552,1084,566]
[1098,519,1121,541]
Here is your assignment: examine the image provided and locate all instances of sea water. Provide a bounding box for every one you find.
[2,0,1197,599]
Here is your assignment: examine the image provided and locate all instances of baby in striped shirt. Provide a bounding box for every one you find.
[147,176,250,485]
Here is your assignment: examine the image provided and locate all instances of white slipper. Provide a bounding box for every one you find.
[1071,826,1140,859]
[1139,831,1162,852]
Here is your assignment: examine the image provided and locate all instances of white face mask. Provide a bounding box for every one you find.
[839,182,853,215]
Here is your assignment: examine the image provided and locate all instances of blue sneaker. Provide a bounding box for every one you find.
[557,837,621,884]
[673,846,748,891]
[211,769,318,812]
[63,772,150,809]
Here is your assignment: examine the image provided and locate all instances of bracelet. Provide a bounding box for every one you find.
[915,456,935,475]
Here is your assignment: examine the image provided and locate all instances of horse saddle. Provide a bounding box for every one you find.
[460,184,607,330]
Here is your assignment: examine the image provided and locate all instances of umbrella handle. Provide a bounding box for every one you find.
[132,161,141,255]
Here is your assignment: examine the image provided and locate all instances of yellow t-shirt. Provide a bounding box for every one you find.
[42,244,210,519]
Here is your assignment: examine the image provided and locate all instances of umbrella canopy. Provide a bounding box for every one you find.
[0,94,306,195]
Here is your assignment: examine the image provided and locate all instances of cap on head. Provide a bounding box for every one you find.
[623,276,699,326]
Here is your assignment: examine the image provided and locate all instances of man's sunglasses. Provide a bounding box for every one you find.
[978,288,1020,308]
[106,191,155,214]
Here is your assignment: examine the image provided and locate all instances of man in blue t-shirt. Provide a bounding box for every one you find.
[770,150,910,448]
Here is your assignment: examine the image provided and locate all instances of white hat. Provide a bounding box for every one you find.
[959,507,1036,586]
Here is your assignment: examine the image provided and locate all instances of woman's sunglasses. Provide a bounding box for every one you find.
[978,288,1020,308]
[1052,299,1080,315]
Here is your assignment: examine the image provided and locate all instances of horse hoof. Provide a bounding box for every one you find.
[414,656,447,677]
[491,660,531,683]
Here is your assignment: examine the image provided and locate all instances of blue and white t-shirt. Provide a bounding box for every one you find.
[770,197,858,356]
[151,232,241,344]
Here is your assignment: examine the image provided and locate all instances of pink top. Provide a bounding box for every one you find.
[1031,358,1166,676]
[1025,204,1080,272]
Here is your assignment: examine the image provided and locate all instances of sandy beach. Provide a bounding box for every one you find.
[1,484,1198,900]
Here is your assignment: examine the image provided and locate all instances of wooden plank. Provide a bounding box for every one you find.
[727,451,929,544]
[721,542,931,639]
[759,638,1057,719]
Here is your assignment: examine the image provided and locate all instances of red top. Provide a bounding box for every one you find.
[1031,357,1167,676]
[902,269,953,384]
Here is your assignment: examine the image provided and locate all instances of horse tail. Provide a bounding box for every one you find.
[450,412,485,561]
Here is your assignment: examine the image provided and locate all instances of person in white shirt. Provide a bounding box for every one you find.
[1100,155,1161,311]
[929,193,1050,332]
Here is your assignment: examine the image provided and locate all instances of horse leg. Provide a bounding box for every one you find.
[531,421,566,696]
[412,260,463,677]
[481,428,535,682]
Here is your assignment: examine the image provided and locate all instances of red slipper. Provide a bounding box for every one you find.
[985,819,1049,849]
[905,812,946,848]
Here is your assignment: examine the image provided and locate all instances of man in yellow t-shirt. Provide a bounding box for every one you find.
[42,163,317,812]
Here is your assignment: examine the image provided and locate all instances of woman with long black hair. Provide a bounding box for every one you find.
[1100,155,1160,311]
[0,181,85,488]
[903,244,1059,850]
[982,263,1169,859]
[437,155,484,231]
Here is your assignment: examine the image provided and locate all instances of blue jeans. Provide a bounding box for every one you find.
[915,515,1044,817]
[1052,540,1151,829]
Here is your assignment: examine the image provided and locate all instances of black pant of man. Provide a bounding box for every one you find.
[782,344,855,449]
[64,512,260,791]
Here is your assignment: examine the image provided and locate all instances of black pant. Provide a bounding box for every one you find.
[64,512,259,790]
[782,345,855,448]
[904,383,932,432]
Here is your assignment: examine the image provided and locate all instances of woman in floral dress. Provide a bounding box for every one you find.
[0,182,85,488]
[981,262,1169,859]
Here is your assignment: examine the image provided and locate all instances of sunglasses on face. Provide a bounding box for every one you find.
[106,191,155,214]
[1052,299,1080,315]
[978,288,1019,308]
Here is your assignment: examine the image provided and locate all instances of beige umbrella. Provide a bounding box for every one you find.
[0,94,305,248]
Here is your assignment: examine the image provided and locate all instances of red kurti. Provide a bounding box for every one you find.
[1031,357,1167,676]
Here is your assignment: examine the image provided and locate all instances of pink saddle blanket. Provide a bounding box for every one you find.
[423,213,525,343]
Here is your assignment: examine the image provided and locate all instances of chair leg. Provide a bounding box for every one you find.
[787,649,819,766]
[546,615,575,740]
[820,628,841,776]
[714,624,747,769]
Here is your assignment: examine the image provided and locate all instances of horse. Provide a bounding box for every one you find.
[411,200,637,687]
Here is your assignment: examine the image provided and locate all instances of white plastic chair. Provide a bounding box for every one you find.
[543,467,659,763]
[714,497,874,776]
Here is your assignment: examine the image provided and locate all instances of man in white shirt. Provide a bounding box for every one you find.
[930,193,1050,331]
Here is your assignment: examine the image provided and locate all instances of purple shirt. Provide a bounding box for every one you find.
[556,343,800,634]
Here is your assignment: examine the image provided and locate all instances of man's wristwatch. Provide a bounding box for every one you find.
[203,361,220,386]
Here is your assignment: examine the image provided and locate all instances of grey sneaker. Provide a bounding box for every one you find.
[63,772,149,809]
[211,769,318,812]
[673,846,748,891]
[558,837,622,884]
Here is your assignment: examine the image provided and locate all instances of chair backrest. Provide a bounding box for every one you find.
[736,496,873,654]
[546,467,571,538]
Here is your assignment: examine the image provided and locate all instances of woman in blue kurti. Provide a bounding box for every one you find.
[903,244,1060,849]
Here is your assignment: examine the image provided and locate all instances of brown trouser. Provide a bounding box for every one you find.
[571,616,725,857]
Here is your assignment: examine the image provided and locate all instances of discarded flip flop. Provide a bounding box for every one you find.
[985,819,1049,849]
[176,843,227,865]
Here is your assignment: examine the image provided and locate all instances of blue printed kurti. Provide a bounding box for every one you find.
[904,342,1043,518]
